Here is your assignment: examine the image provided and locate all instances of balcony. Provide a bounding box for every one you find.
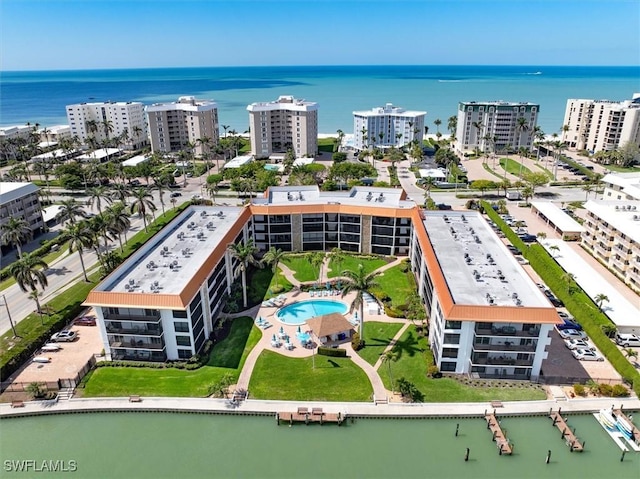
[471,356,534,367]
[104,312,161,322]
[111,350,167,362]
[473,342,537,353]
[109,338,165,350]
[475,325,540,338]
[105,322,163,336]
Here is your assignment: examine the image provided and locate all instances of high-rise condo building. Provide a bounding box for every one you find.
[66,101,148,150]
[454,101,539,155]
[146,96,219,156]
[247,96,318,158]
[561,94,640,153]
[0,182,44,258]
[353,103,426,151]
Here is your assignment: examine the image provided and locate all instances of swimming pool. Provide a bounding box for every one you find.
[276,299,348,325]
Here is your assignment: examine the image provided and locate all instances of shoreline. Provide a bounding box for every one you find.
[2,395,639,420]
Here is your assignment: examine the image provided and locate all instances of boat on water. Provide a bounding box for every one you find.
[615,415,635,440]
[598,409,617,431]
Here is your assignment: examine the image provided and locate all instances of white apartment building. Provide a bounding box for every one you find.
[454,101,539,155]
[146,97,219,157]
[0,125,33,141]
[353,103,426,150]
[562,94,640,153]
[66,101,148,150]
[38,125,71,144]
[601,172,640,201]
[247,96,318,158]
[0,182,44,258]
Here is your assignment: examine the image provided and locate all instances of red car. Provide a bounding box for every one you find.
[75,316,96,326]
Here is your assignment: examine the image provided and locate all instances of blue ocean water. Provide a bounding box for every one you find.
[2,65,639,135]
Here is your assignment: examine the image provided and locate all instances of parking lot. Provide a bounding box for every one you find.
[8,310,103,385]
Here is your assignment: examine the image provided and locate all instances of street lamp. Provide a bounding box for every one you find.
[1,294,19,338]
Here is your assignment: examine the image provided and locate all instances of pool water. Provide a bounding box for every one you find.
[276,299,348,325]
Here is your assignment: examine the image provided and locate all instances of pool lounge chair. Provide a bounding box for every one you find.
[260,322,272,330]
[261,300,274,307]
[285,342,294,350]
[271,340,281,348]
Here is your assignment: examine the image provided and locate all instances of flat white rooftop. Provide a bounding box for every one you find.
[122,155,149,167]
[423,211,549,307]
[256,186,413,209]
[419,168,446,179]
[530,201,585,234]
[98,206,244,296]
[77,148,122,161]
[541,239,640,331]
[0,182,39,206]
[584,200,640,241]
[224,155,253,169]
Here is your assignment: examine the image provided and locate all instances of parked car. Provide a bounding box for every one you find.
[32,356,51,363]
[170,192,182,198]
[75,316,96,326]
[556,318,583,331]
[168,183,181,189]
[543,289,564,307]
[507,245,521,255]
[615,333,640,348]
[557,328,587,340]
[519,234,537,243]
[128,179,141,186]
[41,343,62,352]
[564,339,595,350]
[572,348,604,361]
[50,330,77,342]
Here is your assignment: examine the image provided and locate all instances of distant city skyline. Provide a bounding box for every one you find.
[2,0,639,71]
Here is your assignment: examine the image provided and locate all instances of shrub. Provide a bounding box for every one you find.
[396,377,424,402]
[351,332,365,351]
[598,383,613,397]
[611,384,630,397]
[317,347,347,357]
[573,383,586,396]
[384,306,405,318]
[427,365,441,378]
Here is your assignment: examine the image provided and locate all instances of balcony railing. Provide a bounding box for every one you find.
[106,324,163,336]
[473,343,536,353]
[109,340,165,350]
[104,312,160,322]
[475,326,540,338]
[111,351,167,362]
[471,357,534,367]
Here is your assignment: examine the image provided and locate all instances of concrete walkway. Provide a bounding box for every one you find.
[342,341,388,401]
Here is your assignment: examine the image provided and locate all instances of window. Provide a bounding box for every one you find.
[177,349,192,359]
[174,322,189,333]
[172,310,187,318]
[445,320,462,330]
[443,333,460,344]
[440,361,456,372]
[176,335,191,347]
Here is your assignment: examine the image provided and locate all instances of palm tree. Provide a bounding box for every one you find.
[381,350,398,393]
[582,182,594,200]
[309,251,325,282]
[594,293,609,312]
[56,199,88,225]
[340,264,381,337]
[422,177,436,202]
[1,217,32,258]
[9,252,48,316]
[447,116,457,137]
[109,183,130,204]
[262,247,285,291]
[548,245,560,257]
[129,187,156,233]
[65,222,94,282]
[329,248,346,277]
[227,238,260,308]
[536,231,547,241]
[152,177,169,216]
[86,185,111,215]
[434,118,442,136]
[623,348,638,362]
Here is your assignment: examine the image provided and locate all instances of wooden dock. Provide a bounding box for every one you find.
[613,408,640,445]
[276,408,344,426]
[485,413,512,455]
[549,409,584,452]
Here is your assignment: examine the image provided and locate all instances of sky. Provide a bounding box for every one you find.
[1,0,639,71]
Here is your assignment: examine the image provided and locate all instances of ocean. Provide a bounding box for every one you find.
[1,65,639,135]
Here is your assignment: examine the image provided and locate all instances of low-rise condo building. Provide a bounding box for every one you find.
[247,96,318,158]
[38,125,72,144]
[561,94,640,153]
[66,101,148,150]
[353,103,426,150]
[582,200,640,294]
[454,101,539,155]
[0,182,44,258]
[601,172,640,201]
[146,96,219,156]
[85,187,559,381]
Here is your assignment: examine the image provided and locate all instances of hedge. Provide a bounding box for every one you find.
[481,201,640,396]
[0,205,190,382]
[317,347,347,357]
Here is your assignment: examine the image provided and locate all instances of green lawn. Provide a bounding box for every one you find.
[605,164,640,173]
[357,321,405,366]
[249,350,373,401]
[327,255,387,278]
[82,317,261,397]
[317,137,337,153]
[282,255,319,282]
[378,326,546,402]
[248,267,293,304]
[499,157,532,177]
[374,265,415,307]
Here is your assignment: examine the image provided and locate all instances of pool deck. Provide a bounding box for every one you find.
[2,395,639,419]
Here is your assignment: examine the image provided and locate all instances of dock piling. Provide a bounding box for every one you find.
[464,448,469,462]
[545,450,551,464]
[456,423,460,437]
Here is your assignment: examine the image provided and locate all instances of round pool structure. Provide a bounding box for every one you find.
[276,299,348,325]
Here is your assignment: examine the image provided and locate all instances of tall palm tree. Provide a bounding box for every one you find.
[434,118,442,136]
[381,350,398,392]
[152,177,169,216]
[1,217,32,258]
[262,247,285,291]
[65,222,94,282]
[86,185,112,215]
[109,183,130,204]
[56,199,88,225]
[227,238,260,308]
[594,293,609,312]
[104,202,131,252]
[309,252,325,282]
[132,125,143,149]
[341,264,381,337]
[329,248,346,277]
[447,116,457,137]
[9,252,48,316]
[129,187,156,233]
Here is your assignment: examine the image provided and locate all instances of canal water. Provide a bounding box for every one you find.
[1,412,638,478]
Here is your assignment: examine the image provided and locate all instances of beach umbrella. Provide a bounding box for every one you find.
[272,334,277,342]
[280,326,284,334]
[297,325,301,333]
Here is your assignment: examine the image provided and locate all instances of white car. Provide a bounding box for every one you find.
[564,339,594,351]
[572,348,604,361]
[50,330,77,342]
[557,328,587,340]
[41,343,62,352]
